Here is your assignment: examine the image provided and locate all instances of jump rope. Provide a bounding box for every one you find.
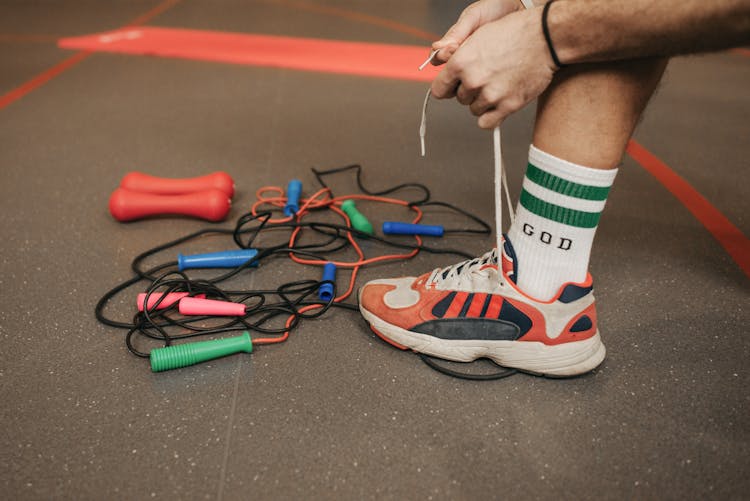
[95,162,526,379]
[96,36,525,381]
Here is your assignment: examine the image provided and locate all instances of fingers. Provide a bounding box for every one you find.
[430,44,457,66]
[456,84,478,106]
[426,4,555,131]
[476,94,524,129]
[432,73,529,129]
[469,89,508,129]
[430,63,461,99]
[432,4,484,56]
[469,92,495,117]
[477,108,507,129]
[431,0,522,65]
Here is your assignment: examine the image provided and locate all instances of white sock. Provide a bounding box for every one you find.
[506,145,617,301]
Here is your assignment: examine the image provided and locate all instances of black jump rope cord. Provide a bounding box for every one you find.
[96,165,516,380]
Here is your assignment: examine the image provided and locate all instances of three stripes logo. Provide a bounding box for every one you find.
[431,292,532,336]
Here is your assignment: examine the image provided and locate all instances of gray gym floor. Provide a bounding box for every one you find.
[1,1,748,499]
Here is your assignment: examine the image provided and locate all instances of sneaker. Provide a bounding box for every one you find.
[358,238,605,377]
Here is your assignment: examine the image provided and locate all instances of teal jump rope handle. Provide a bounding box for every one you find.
[340,199,374,235]
[150,331,253,372]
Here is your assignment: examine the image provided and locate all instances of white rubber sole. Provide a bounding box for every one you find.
[361,305,606,377]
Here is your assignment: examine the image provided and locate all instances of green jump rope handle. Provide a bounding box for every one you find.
[150,331,253,372]
[340,199,374,235]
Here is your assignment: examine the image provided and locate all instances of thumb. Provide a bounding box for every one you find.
[429,43,458,65]
[432,0,522,60]
[433,6,483,51]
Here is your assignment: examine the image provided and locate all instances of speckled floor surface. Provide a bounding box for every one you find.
[1,1,748,499]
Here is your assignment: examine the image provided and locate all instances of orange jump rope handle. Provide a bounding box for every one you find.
[120,171,235,198]
[109,188,231,222]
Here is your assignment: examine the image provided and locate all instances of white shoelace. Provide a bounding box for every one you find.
[418,85,515,288]
[417,2,532,289]
[427,248,500,290]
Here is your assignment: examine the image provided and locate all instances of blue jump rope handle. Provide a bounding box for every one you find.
[178,249,259,271]
[284,179,302,216]
[382,222,444,237]
[318,262,337,301]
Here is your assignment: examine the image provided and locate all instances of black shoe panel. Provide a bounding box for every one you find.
[411,318,522,341]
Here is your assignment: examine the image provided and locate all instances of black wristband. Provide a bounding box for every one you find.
[542,1,566,68]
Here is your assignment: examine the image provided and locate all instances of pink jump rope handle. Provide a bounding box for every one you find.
[109,188,231,222]
[120,171,235,198]
[178,297,247,316]
[136,292,206,311]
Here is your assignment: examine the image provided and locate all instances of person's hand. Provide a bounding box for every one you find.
[431,0,524,65]
[431,8,557,129]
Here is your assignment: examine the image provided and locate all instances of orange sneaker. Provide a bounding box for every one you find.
[358,240,604,377]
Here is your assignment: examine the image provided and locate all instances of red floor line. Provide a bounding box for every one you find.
[58,28,439,83]
[0,0,181,111]
[125,0,182,28]
[275,0,440,42]
[730,48,750,57]
[0,50,91,110]
[626,140,750,278]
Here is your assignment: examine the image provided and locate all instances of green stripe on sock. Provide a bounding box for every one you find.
[520,189,601,228]
[526,163,611,201]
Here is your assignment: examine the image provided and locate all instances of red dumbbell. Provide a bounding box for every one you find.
[119,171,235,198]
[109,187,231,222]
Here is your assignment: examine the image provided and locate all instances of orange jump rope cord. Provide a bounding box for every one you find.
[249,185,433,345]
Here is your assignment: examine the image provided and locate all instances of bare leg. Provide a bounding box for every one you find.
[533,58,669,169]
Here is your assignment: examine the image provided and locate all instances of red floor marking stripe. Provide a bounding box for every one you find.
[0,0,180,111]
[730,48,750,57]
[626,140,750,278]
[0,50,91,110]
[57,27,440,82]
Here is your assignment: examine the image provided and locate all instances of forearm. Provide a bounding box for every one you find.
[549,0,750,64]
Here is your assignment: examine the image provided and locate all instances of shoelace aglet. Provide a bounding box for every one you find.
[418,49,439,71]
